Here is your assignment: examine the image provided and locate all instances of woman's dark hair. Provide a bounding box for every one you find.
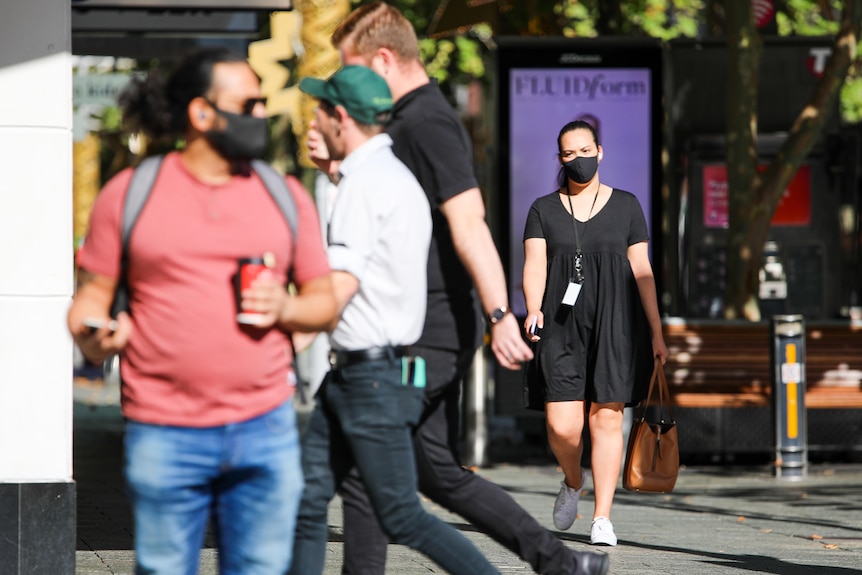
[118,47,248,143]
[556,120,600,188]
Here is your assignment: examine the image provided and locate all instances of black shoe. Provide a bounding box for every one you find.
[572,549,610,575]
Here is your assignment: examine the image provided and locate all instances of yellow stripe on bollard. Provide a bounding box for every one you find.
[786,343,798,439]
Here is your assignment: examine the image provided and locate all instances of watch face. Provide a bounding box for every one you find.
[490,307,507,323]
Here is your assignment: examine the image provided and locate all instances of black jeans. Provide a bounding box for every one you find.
[290,356,498,575]
[339,346,575,575]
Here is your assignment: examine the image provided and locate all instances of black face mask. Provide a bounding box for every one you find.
[205,108,269,161]
[563,155,598,184]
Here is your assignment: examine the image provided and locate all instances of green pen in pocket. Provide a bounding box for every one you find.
[412,357,426,388]
[401,356,427,388]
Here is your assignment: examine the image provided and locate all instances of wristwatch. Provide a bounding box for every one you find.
[488,306,510,325]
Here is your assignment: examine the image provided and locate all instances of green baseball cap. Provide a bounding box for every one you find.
[299,65,393,125]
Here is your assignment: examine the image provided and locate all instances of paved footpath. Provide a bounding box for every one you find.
[74,398,862,575]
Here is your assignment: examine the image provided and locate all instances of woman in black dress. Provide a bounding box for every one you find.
[522,120,668,546]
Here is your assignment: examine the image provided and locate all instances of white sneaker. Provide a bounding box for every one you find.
[552,470,586,530]
[590,516,617,546]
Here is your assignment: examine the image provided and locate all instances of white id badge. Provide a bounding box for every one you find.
[561,280,582,306]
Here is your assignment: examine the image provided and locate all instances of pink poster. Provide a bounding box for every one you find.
[702,164,811,228]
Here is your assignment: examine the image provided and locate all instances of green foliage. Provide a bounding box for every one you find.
[554,0,704,39]
[558,1,597,37]
[401,0,710,89]
[454,35,486,77]
[421,37,454,83]
[772,1,862,125]
[627,0,704,40]
[383,0,862,126]
[96,105,123,132]
[776,0,842,36]
[841,73,862,123]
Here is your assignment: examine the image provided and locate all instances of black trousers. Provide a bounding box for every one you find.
[339,346,575,575]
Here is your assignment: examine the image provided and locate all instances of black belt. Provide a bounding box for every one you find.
[329,345,410,370]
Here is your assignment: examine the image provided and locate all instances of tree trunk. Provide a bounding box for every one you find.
[745,0,862,291]
[724,0,862,321]
[724,0,762,320]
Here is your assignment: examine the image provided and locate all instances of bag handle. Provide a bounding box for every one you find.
[642,356,675,423]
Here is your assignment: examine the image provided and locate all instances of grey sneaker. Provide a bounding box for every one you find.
[590,516,617,546]
[553,470,586,530]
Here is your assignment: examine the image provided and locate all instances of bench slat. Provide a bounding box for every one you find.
[660,322,862,409]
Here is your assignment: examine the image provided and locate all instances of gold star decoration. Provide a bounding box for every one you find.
[248,11,303,120]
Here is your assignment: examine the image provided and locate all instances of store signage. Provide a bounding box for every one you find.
[73,74,132,107]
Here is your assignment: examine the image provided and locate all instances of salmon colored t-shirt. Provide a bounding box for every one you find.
[76,152,330,427]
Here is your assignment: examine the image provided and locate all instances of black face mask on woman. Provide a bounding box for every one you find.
[205,108,269,161]
[562,155,598,184]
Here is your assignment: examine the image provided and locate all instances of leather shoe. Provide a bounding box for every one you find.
[571,549,610,575]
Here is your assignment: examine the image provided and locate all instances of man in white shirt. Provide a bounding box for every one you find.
[289,65,499,575]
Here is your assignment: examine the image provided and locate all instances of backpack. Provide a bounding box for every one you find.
[103,155,303,386]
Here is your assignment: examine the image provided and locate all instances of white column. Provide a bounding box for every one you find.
[0,0,74,572]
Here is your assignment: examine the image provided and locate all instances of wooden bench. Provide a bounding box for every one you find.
[662,320,862,409]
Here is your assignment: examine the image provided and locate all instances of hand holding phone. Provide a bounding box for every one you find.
[82,317,118,334]
[73,312,131,365]
[527,315,542,342]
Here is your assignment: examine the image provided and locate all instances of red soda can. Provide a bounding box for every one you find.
[236,256,267,325]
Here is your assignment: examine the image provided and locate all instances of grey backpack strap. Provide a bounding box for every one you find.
[122,155,164,246]
[251,160,299,238]
[110,155,164,317]
[251,160,300,279]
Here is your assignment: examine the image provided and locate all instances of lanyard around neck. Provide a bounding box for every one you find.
[566,188,599,254]
[566,188,599,283]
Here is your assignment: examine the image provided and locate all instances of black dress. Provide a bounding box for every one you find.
[522,188,653,410]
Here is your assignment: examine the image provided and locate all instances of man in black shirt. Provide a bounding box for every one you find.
[303,3,609,575]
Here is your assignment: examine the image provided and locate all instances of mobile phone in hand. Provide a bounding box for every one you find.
[83,317,118,334]
[529,316,539,336]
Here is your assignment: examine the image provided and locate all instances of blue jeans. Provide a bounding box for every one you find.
[289,356,498,575]
[124,399,303,575]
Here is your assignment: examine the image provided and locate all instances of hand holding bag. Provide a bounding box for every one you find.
[623,357,680,493]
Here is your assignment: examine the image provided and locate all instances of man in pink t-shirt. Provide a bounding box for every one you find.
[67,47,336,575]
